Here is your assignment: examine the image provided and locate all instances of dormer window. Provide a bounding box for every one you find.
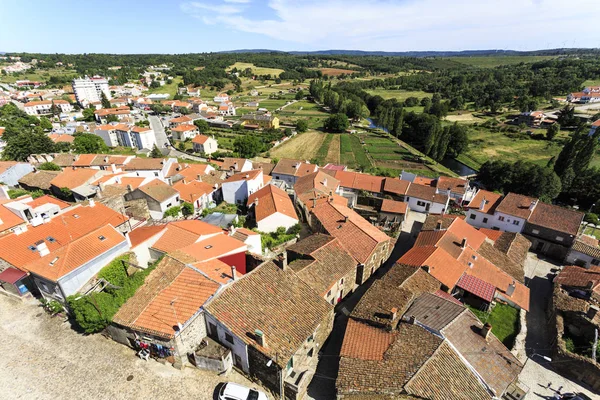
[46,236,56,243]
[28,245,37,251]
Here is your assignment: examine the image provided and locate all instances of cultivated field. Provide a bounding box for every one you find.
[0,67,77,84]
[365,89,431,102]
[226,62,285,77]
[318,68,356,76]
[448,55,557,68]
[269,130,327,160]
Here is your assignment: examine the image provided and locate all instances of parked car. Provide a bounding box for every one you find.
[561,393,592,400]
[218,383,268,400]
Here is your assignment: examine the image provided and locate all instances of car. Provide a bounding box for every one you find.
[218,382,268,400]
[561,393,593,400]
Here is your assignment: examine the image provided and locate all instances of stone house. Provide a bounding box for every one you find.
[566,235,600,268]
[0,161,35,186]
[108,255,232,369]
[124,179,180,219]
[310,201,393,285]
[378,199,408,231]
[205,261,334,400]
[465,189,504,230]
[272,159,318,187]
[522,201,584,261]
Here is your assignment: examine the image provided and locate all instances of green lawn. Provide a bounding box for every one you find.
[226,62,285,77]
[448,55,557,68]
[0,67,77,85]
[468,303,520,348]
[315,134,334,165]
[365,89,431,102]
[146,76,183,99]
[340,134,372,170]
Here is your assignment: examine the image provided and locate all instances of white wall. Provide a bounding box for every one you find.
[405,196,447,214]
[131,229,166,268]
[95,129,119,147]
[490,211,526,233]
[465,209,494,229]
[205,312,249,372]
[0,163,35,186]
[257,212,298,233]
[58,239,130,297]
[565,249,598,269]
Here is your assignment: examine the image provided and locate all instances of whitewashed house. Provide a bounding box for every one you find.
[221,170,263,205]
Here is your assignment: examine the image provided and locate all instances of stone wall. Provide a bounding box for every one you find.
[173,311,208,369]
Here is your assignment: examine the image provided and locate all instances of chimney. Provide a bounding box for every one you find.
[126,184,133,192]
[312,197,317,209]
[461,237,467,249]
[344,216,349,223]
[197,174,202,181]
[254,329,266,347]
[323,178,327,186]
[104,156,108,163]
[230,265,237,281]
[435,220,443,231]
[479,197,486,211]
[391,307,398,321]
[254,197,259,206]
[89,199,95,208]
[480,323,492,340]
[506,281,516,296]
[277,252,288,270]
[587,305,599,320]
[529,200,537,211]
[408,315,416,325]
[36,240,50,257]
[245,174,249,179]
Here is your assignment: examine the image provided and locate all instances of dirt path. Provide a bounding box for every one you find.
[269,130,326,160]
[325,134,340,164]
[0,296,261,400]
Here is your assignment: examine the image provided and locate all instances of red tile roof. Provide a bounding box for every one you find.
[312,201,391,264]
[172,124,198,132]
[128,225,165,248]
[479,228,504,241]
[50,168,98,189]
[436,176,468,193]
[527,201,583,236]
[178,234,246,263]
[333,170,385,193]
[172,180,214,204]
[0,267,27,284]
[247,184,298,222]
[27,195,70,210]
[192,134,210,144]
[25,225,126,282]
[380,199,408,214]
[151,221,223,253]
[340,319,394,360]
[495,193,537,219]
[555,265,600,290]
[456,274,496,302]
[467,190,503,215]
[383,178,410,196]
[225,169,262,183]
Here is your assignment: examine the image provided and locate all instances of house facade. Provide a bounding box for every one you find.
[192,134,218,155]
[221,170,264,205]
[124,179,180,219]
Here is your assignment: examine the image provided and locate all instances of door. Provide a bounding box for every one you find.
[425,203,431,212]
[234,353,243,369]
[208,322,218,339]
[535,241,544,252]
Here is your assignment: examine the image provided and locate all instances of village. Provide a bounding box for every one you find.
[1,49,600,400]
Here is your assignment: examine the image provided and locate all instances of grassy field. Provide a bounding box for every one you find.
[365,89,431,102]
[468,303,519,348]
[583,79,600,88]
[269,130,327,160]
[226,62,284,77]
[0,67,77,84]
[340,134,372,170]
[448,55,557,68]
[146,76,183,99]
[315,134,334,165]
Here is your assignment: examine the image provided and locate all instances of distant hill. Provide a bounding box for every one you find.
[220,48,599,57]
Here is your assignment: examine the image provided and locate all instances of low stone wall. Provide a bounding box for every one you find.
[511,308,528,363]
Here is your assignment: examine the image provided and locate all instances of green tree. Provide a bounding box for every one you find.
[3,130,55,161]
[295,119,308,133]
[39,116,53,130]
[446,123,469,158]
[178,142,186,151]
[100,92,111,109]
[38,162,61,171]
[164,205,181,218]
[150,145,163,158]
[557,105,577,128]
[323,113,349,132]
[546,123,560,141]
[234,135,262,158]
[82,106,96,122]
[106,114,119,123]
[194,119,210,132]
[73,133,108,154]
[182,202,194,216]
[295,90,305,100]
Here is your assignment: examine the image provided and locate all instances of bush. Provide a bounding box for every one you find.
[164,205,181,218]
[67,254,159,333]
[585,212,599,226]
[258,226,297,250]
[181,202,194,216]
[38,162,61,171]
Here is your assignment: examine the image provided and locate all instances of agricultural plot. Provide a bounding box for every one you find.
[226,62,284,77]
[365,89,431,102]
[340,135,372,170]
[448,55,557,68]
[0,67,77,84]
[269,130,327,160]
[317,68,356,76]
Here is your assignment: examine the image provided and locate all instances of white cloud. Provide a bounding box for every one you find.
[181,0,600,50]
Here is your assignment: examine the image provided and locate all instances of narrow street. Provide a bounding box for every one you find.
[520,253,597,398]
[148,114,170,149]
[306,212,424,399]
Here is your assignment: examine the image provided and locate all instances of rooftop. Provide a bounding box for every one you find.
[495,192,537,220]
[247,184,298,222]
[137,179,178,202]
[527,201,583,236]
[467,189,503,215]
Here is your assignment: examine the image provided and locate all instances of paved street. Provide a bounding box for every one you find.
[0,295,261,400]
[148,115,170,149]
[520,253,597,399]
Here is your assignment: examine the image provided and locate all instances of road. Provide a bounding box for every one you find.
[520,253,597,398]
[148,115,170,149]
[0,295,264,400]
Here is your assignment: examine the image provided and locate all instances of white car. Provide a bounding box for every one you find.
[219,382,268,400]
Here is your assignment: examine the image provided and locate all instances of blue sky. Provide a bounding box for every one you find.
[0,0,598,53]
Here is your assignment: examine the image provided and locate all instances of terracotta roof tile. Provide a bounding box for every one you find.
[113,256,220,338]
[404,293,465,332]
[383,178,410,196]
[495,193,537,219]
[151,221,223,253]
[477,240,526,283]
[287,233,336,255]
[340,319,395,360]
[312,201,391,264]
[456,274,496,302]
[172,180,214,204]
[380,199,407,214]
[467,190,503,215]
[272,159,317,177]
[129,225,165,248]
[225,169,262,183]
[192,134,209,144]
[407,182,448,204]
[333,170,385,193]
[555,265,600,290]
[177,234,246,263]
[50,168,98,189]
[27,195,70,210]
[206,261,333,366]
[436,176,468,193]
[137,179,178,202]
[527,201,583,236]
[571,238,600,259]
[421,214,459,231]
[123,158,167,171]
[247,184,298,222]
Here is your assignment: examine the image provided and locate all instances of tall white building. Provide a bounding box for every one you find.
[72,76,111,106]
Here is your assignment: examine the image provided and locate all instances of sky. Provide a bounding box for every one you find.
[0,0,599,54]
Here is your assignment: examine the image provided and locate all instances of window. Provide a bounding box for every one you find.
[176,196,180,202]
[98,235,106,241]
[483,217,488,223]
[405,197,410,201]
[340,278,344,284]
[592,259,600,266]
[469,214,476,220]
[225,332,234,344]
[154,172,159,177]
[513,220,520,226]
[28,245,37,251]
[532,229,540,234]
[327,290,331,297]
[166,203,172,208]
[556,236,564,242]
[498,216,505,222]
[416,200,426,207]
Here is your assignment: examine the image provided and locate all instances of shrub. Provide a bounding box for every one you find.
[164,205,181,218]
[181,202,194,216]
[585,212,599,226]
[38,162,61,171]
[67,254,159,333]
